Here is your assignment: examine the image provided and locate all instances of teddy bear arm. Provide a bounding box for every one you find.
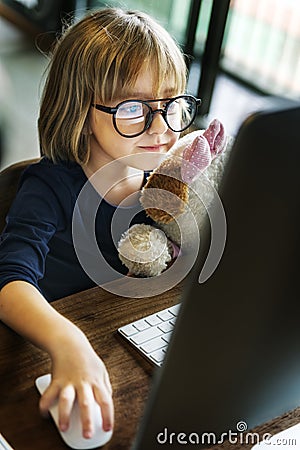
[141,166,189,223]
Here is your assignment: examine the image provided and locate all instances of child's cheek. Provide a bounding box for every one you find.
[168,132,180,150]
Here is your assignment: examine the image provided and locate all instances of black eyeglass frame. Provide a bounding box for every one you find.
[91,95,201,138]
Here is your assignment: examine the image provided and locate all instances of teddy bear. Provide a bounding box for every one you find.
[117,119,234,277]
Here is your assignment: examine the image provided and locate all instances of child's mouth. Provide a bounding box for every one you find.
[140,145,166,152]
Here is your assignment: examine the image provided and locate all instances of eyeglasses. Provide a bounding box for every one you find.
[92,95,201,138]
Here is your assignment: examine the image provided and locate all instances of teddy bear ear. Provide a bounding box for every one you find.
[181,134,211,184]
[203,118,226,157]
[181,119,227,184]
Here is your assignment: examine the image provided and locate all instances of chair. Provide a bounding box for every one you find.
[0,158,40,233]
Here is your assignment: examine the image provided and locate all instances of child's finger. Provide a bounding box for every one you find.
[58,384,76,431]
[100,392,114,432]
[77,382,96,439]
[93,382,114,432]
[39,380,60,415]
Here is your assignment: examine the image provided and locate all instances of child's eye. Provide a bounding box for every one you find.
[129,105,141,114]
[117,102,143,118]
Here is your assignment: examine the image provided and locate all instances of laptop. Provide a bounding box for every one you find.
[131,101,300,449]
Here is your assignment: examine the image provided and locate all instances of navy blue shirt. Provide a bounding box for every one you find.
[0,158,152,301]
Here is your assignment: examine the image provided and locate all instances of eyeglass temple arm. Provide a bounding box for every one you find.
[91,104,117,114]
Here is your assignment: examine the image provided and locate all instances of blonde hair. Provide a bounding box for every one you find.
[38,8,187,164]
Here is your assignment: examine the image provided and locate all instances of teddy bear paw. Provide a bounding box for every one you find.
[118,224,172,277]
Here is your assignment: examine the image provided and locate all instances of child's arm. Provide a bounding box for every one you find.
[0,280,114,438]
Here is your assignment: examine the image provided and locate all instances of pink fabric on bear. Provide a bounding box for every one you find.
[181,119,226,184]
[203,118,226,157]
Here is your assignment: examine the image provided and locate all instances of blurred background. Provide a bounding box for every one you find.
[0,0,299,169]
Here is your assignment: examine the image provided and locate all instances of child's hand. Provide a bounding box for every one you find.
[39,333,114,439]
[0,281,113,439]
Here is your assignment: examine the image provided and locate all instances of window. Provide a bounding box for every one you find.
[89,0,300,100]
[222,0,300,98]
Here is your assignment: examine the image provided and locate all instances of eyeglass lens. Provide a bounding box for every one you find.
[114,96,197,137]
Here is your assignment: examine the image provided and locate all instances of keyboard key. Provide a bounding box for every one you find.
[150,348,167,364]
[169,304,181,316]
[133,319,150,331]
[145,314,162,326]
[161,331,172,343]
[158,321,174,333]
[119,323,138,337]
[130,326,162,345]
[157,310,173,321]
[140,336,168,354]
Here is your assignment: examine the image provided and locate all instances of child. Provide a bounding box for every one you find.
[0,8,199,439]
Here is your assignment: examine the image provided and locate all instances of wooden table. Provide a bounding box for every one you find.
[0,283,182,450]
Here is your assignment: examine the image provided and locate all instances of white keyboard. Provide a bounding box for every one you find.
[118,304,181,367]
[0,434,14,450]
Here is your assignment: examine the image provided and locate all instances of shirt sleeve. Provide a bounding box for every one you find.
[0,166,66,292]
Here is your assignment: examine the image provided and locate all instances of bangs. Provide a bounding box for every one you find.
[94,57,185,104]
[92,12,187,104]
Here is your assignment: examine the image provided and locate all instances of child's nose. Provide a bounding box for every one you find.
[148,112,169,135]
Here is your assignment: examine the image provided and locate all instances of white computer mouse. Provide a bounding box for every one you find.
[35,374,113,449]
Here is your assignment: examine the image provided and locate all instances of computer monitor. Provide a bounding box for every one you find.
[132,101,300,449]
